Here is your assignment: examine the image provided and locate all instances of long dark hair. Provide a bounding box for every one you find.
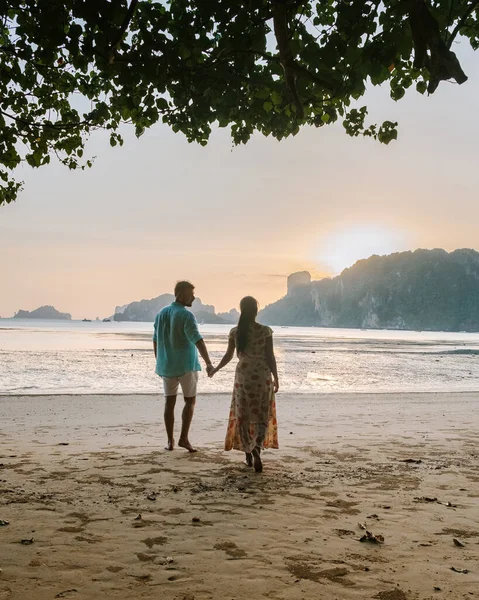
[236,296,259,353]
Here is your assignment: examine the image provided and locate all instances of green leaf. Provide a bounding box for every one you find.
[263,101,273,113]
[270,90,282,106]
[416,80,427,95]
[156,98,169,110]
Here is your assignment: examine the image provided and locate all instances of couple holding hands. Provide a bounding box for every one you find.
[153,281,279,472]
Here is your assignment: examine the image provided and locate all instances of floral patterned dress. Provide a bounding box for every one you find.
[224,322,279,453]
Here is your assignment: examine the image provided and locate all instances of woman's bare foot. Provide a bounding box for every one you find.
[245,452,253,467]
[252,448,262,473]
[165,440,174,451]
[178,438,197,453]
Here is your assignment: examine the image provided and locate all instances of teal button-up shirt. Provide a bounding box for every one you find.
[153,302,203,377]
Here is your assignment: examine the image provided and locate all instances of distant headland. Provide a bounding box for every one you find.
[259,248,479,332]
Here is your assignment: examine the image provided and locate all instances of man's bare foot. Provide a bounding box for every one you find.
[165,440,174,451]
[178,438,197,453]
[245,452,253,467]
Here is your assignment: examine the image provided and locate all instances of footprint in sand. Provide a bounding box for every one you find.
[74,535,103,544]
[106,566,123,573]
[136,552,157,562]
[141,536,167,548]
[286,559,356,587]
[214,541,247,559]
[374,591,408,600]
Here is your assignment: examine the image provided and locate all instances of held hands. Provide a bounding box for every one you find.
[206,364,216,378]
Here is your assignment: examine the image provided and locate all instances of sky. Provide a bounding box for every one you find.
[1,45,479,319]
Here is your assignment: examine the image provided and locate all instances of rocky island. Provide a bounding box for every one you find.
[14,305,72,320]
[113,293,238,324]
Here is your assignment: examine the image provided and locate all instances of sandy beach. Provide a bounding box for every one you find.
[0,392,478,600]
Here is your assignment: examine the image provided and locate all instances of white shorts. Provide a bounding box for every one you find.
[162,371,199,397]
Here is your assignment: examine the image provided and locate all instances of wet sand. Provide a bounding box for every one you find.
[0,392,478,599]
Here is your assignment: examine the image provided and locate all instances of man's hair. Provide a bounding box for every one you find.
[174,280,195,297]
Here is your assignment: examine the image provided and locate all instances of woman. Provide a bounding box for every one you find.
[210,296,279,472]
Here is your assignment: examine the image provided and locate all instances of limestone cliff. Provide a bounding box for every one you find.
[260,249,479,332]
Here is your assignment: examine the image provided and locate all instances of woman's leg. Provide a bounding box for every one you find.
[252,446,262,472]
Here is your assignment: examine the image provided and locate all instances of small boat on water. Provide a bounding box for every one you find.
[102,318,111,322]
[82,318,92,322]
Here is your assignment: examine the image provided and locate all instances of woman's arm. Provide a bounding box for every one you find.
[210,337,236,376]
[265,335,279,392]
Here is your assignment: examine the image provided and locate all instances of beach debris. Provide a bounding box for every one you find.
[413,496,457,508]
[382,505,391,509]
[192,516,201,523]
[450,567,468,574]
[453,538,465,548]
[358,522,367,530]
[0,520,9,526]
[20,538,34,545]
[359,530,384,544]
[172,486,179,493]
[57,443,69,446]
[55,590,78,598]
[146,492,156,501]
[367,514,379,519]
[414,496,437,503]
[134,514,142,521]
[433,587,442,591]
[401,458,422,464]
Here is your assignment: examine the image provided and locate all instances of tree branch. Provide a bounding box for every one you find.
[108,0,139,63]
[272,0,304,118]
[407,0,468,93]
[0,109,92,131]
[446,0,479,48]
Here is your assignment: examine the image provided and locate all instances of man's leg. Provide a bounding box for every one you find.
[164,395,177,450]
[178,396,197,452]
[177,372,199,452]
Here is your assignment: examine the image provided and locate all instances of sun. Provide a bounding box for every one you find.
[316,224,412,275]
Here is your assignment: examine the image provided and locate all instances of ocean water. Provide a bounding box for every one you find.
[1,318,479,395]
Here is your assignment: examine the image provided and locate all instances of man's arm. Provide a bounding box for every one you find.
[153,315,158,358]
[184,313,215,375]
[196,339,214,375]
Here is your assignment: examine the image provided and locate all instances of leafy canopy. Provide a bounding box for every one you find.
[1,0,479,205]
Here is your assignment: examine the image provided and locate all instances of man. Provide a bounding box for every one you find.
[153,281,214,452]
